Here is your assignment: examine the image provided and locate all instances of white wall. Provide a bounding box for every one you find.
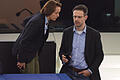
[101,32,120,55]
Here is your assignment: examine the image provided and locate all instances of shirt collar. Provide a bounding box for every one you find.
[45,16,48,25]
[73,24,87,33]
[45,16,48,30]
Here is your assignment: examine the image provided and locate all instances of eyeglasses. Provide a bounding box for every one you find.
[73,16,84,18]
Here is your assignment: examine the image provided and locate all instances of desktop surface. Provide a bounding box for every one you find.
[0,73,72,80]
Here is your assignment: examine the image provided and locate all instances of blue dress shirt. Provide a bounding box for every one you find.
[44,17,48,34]
[70,25,88,69]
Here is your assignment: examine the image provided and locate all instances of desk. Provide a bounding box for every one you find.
[0,41,56,73]
[0,74,71,80]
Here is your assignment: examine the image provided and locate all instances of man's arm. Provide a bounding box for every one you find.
[89,32,104,73]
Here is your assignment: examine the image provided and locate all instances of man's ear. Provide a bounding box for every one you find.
[85,15,88,21]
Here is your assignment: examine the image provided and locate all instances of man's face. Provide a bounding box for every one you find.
[73,10,88,27]
[48,6,61,21]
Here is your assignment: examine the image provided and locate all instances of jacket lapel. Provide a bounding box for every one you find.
[69,26,74,53]
[84,26,90,62]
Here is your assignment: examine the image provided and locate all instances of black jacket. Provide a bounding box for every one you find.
[59,26,104,80]
[12,13,49,63]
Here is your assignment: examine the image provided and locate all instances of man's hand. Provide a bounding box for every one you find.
[17,62,26,70]
[62,55,69,63]
[78,70,91,77]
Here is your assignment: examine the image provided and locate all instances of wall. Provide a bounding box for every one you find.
[0,0,40,30]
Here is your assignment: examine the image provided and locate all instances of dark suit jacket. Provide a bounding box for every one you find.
[12,13,49,63]
[59,26,104,80]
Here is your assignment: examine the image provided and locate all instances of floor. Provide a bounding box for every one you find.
[100,55,120,80]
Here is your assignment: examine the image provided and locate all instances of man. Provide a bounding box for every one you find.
[59,4,104,80]
[12,0,62,71]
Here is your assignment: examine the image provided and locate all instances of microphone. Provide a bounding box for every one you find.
[16,8,33,16]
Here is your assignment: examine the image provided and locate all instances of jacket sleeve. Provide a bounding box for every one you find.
[17,20,44,63]
[89,32,104,73]
[59,31,66,62]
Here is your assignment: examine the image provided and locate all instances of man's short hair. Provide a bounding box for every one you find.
[72,4,88,16]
